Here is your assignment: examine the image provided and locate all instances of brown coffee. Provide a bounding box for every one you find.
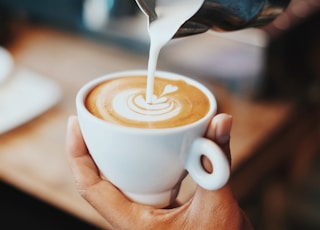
[85,75,210,128]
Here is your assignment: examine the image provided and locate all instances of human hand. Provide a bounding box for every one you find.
[66,114,253,230]
[263,0,319,37]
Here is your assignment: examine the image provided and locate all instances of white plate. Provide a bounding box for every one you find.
[0,47,14,84]
[0,67,62,134]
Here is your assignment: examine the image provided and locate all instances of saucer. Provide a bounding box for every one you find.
[0,46,14,84]
[0,67,62,134]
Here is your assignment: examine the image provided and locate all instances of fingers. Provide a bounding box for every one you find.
[66,116,88,158]
[65,116,149,229]
[66,116,101,189]
[202,114,232,172]
[206,114,232,144]
[189,113,237,218]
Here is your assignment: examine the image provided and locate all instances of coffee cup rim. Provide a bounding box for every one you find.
[76,69,217,133]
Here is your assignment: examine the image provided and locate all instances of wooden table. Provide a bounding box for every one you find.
[0,25,297,229]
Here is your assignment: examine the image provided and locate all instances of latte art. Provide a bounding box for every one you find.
[86,76,210,128]
[113,89,182,122]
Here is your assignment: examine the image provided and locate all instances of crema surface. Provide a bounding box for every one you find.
[85,76,210,128]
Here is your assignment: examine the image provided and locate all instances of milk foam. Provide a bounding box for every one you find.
[86,76,209,128]
[111,88,181,122]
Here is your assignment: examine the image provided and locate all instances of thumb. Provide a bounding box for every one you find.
[189,113,237,213]
[202,113,232,173]
[186,114,247,228]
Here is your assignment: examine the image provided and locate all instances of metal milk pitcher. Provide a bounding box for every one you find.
[135,0,290,38]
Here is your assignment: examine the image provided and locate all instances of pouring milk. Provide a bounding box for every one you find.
[141,0,204,103]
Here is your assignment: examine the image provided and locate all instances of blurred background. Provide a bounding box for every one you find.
[0,0,319,229]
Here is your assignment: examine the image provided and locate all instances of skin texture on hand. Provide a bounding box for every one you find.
[66,114,253,230]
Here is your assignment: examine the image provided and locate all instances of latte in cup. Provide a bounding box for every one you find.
[77,70,230,208]
[85,75,210,129]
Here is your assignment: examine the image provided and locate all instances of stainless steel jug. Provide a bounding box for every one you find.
[135,0,290,38]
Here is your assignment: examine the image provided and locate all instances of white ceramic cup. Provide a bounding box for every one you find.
[76,70,230,208]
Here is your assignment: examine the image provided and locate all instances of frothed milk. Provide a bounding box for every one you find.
[86,75,210,128]
[145,0,204,103]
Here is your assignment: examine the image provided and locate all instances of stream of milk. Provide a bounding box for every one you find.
[145,0,204,103]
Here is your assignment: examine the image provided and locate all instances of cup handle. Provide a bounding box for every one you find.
[185,138,230,190]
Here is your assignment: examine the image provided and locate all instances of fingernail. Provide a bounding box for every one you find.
[216,115,232,144]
